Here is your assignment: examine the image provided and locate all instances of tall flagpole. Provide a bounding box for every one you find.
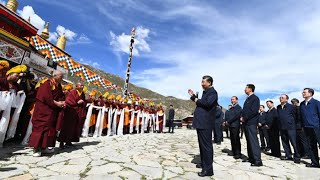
[123,27,136,98]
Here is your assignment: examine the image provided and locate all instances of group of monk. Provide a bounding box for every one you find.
[0,60,167,157]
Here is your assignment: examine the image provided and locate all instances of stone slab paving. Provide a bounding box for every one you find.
[1,128,320,179]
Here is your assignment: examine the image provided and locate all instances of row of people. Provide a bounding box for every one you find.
[223,85,320,168]
[0,62,172,156]
[188,76,320,177]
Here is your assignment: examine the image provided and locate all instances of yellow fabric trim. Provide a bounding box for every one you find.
[77,90,82,96]
[0,28,29,47]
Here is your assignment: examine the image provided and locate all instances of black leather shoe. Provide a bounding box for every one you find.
[196,164,202,168]
[294,159,300,164]
[234,155,241,159]
[306,163,320,168]
[280,157,293,161]
[242,159,253,163]
[227,152,234,156]
[251,162,263,167]
[198,170,214,177]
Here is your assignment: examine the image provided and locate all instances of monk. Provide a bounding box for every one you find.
[0,65,25,92]
[87,90,98,136]
[58,82,86,149]
[29,71,65,157]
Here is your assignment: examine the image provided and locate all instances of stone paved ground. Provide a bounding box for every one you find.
[1,128,320,180]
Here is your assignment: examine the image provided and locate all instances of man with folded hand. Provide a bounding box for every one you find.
[188,75,218,177]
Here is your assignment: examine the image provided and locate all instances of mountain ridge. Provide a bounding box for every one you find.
[67,64,196,119]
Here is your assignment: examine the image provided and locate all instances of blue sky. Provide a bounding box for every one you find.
[2,0,320,108]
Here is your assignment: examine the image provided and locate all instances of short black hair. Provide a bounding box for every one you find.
[260,105,265,108]
[291,98,299,104]
[232,96,238,100]
[246,84,255,92]
[202,75,213,86]
[266,100,274,104]
[170,104,173,107]
[228,105,232,107]
[304,88,314,96]
[282,94,289,100]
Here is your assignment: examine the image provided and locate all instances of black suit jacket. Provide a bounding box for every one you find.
[192,87,218,130]
[226,104,242,128]
[168,109,175,120]
[265,107,279,129]
[258,112,267,129]
[242,94,260,126]
[215,107,224,124]
[277,103,296,130]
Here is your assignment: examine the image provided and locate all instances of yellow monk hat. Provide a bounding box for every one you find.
[0,60,10,71]
[83,86,88,94]
[116,95,122,101]
[64,84,74,91]
[149,102,155,107]
[108,94,115,100]
[89,89,97,96]
[123,98,128,103]
[6,65,27,75]
[103,92,109,98]
[97,91,102,97]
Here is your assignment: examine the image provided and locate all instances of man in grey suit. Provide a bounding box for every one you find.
[188,75,218,177]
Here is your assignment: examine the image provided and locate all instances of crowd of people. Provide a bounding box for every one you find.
[0,61,176,157]
[189,75,320,177]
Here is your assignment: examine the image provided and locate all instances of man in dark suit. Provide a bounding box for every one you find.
[265,100,281,158]
[168,104,175,133]
[240,84,263,166]
[224,96,242,159]
[277,94,300,164]
[213,106,224,145]
[258,105,270,151]
[291,98,309,158]
[300,88,320,168]
[188,75,218,177]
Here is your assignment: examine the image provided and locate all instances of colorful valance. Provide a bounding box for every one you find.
[29,35,119,89]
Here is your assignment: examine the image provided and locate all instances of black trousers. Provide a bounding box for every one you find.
[197,129,213,171]
[244,124,262,163]
[296,129,310,157]
[268,127,281,157]
[213,122,222,143]
[280,129,300,160]
[304,127,320,166]
[229,126,241,156]
[168,120,174,133]
[259,128,270,149]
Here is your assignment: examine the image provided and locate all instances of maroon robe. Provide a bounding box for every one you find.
[29,80,63,149]
[57,90,86,142]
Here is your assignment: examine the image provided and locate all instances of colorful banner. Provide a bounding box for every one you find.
[29,35,119,89]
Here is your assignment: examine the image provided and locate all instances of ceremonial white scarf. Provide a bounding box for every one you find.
[116,109,125,136]
[6,91,26,140]
[0,92,14,147]
[21,115,32,145]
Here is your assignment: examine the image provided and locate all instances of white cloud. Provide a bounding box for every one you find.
[48,26,91,45]
[77,34,92,44]
[56,25,77,41]
[79,58,100,68]
[17,6,45,34]
[110,26,151,56]
[130,1,320,101]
